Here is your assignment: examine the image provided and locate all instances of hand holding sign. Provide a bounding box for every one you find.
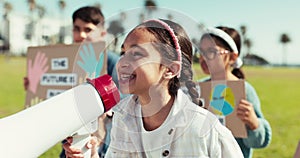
[236,99,259,130]
[27,52,49,94]
[77,43,104,78]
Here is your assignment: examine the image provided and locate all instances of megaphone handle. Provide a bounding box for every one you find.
[71,134,92,158]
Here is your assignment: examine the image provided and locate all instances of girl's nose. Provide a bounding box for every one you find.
[117,57,130,69]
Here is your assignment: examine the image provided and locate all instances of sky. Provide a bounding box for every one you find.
[2,0,300,65]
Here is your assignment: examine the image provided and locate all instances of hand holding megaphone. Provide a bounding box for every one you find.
[0,74,120,158]
[63,115,109,158]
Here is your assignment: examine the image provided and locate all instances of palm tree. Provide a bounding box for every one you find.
[107,10,126,51]
[240,25,246,37]
[107,20,125,51]
[25,0,46,45]
[27,0,36,11]
[198,23,205,29]
[139,13,145,23]
[25,0,36,40]
[36,5,46,19]
[280,33,291,66]
[2,1,13,53]
[243,38,252,55]
[3,1,13,19]
[144,0,157,19]
[58,0,66,9]
[239,25,252,57]
[36,4,48,44]
[120,11,127,22]
[192,23,205,62]
[58,0,66,43]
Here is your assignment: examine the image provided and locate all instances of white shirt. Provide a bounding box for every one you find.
[139,100,175,158]
[106,90,244,158]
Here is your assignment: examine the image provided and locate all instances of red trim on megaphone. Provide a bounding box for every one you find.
[86,75,120,112]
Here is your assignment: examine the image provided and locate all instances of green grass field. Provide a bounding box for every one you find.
[1,55,300,157]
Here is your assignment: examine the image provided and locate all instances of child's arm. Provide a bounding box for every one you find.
[241,82,272,148]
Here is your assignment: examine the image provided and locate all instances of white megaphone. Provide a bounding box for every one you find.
[0,74,120,158]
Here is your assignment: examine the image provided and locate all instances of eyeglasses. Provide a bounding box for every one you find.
[199,48,230,60]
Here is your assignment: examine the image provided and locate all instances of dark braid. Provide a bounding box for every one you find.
[179,52,203,107]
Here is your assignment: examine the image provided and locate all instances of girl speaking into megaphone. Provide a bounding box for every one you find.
[64,18,243,158]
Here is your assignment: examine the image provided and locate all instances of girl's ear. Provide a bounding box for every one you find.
[164,61,181,79]
[229,53,238,65]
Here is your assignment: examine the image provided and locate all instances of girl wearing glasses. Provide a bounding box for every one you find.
[198,26,272,158]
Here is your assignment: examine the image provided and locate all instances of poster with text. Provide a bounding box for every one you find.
[199,80,247,138]
[25,42,107,108]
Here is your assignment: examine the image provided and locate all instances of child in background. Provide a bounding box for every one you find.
[62,6,120,157]
[198,26,272,158]
[64,19,243,157]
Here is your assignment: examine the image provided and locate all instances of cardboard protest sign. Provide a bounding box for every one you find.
[25,42,107,108]
[199,80,247,138]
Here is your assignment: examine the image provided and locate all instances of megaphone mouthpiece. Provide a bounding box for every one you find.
[87,74,120,112]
